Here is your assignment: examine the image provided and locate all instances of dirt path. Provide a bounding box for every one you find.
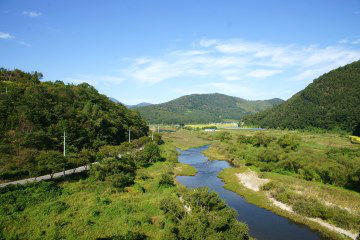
[236,171,269,191]
[236,170,359,240]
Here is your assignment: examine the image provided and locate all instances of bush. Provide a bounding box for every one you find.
[90,156,136,189]
[158,173,174,187]
[97,231,148,240]
[161,188,250,240]
[260,181,276,191]
[137,142,162,167]
[277,134,300,151]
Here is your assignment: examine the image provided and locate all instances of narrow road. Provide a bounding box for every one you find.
[0,164,92,188]
[0,146,144,188]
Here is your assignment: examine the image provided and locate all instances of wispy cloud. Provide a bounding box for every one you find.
[247,69,283,78]
[0,32,14,39]
[352,39,360,45]
[22,11,41,17]
[64,74,125,86]
[121,38,360,85]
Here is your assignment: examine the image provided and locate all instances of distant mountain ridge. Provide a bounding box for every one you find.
[136,93,283,124]
[128,102,153,108]
[108,97,152,109]
[243,60,360,135]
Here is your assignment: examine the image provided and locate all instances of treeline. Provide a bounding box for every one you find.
[243,61,360,136]
[211,132,360,192]
[137,93,283,124]
[0,68,148,181]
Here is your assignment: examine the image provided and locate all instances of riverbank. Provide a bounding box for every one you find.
[161,129,360,239]
[218,167,359,240]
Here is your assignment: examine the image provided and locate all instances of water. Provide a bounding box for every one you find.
[176,145,322,240]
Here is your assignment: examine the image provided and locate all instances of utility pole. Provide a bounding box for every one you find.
[63,131,66,157]
[151,131,154,141]
[128,128,131,143]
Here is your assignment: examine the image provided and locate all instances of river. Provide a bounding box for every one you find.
[176,145,323,240]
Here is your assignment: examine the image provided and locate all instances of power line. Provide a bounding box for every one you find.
[128,128,131,143]
[63,131,66,157]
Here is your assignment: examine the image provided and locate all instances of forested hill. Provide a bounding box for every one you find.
[136,93,283,124]
[0,68,149,178]
[243,60,360,135]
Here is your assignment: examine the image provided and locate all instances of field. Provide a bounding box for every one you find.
[185,122,238,129]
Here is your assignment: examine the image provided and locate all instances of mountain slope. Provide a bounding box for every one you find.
[136,93,283,124]
[128,102,153,108]
[243,60,360,135]
[0,68,149,179]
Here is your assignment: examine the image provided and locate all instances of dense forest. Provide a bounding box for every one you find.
[136,93,283,124]
[0,68,149,181]
[243,60,360,136]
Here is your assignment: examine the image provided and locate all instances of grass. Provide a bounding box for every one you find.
[202,142,228,161]
[161,130,211,150]
[173,163,197,176]
[0,141,200,240]
[0,161,178,239]
[185,122,238,129]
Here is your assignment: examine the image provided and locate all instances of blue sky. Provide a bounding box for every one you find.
[1,0,360,104]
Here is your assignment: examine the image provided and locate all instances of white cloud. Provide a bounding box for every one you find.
[0,32,14,39]
[339,39,348,44]
[17,41,31,46]
[199,39,218,47]
[22,11,41,17]
[247,69,283,78]
[352,39,360,44]
[121,38,360,86]
[64,74,124,86]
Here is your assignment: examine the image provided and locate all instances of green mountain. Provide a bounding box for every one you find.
[0,68,148,179]
[136,93,283,124]
[243,60,360,135]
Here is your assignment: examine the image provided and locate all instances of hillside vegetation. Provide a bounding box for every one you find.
[0,68,148,181]
[136,93,283,124]
[243,61,360,135]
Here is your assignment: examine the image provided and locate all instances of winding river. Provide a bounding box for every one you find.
[176,145,323,240]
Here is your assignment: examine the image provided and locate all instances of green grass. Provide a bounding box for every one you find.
[0,161,179,239]
[174,163,197,176]
[161,130,211,150]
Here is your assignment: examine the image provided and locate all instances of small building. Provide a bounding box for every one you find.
[204,128,216,132]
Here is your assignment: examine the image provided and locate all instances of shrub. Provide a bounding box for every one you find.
[277,134,300,151]
[137,142,162,167]
[158,173,174,187]
[260,181,276,191]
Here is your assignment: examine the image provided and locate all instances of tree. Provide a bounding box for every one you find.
[36,150,66,178]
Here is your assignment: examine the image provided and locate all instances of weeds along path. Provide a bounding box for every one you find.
[0,146,145,188]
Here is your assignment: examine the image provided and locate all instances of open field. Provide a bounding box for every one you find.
[185,122,238,129]
[161,130,211,150]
